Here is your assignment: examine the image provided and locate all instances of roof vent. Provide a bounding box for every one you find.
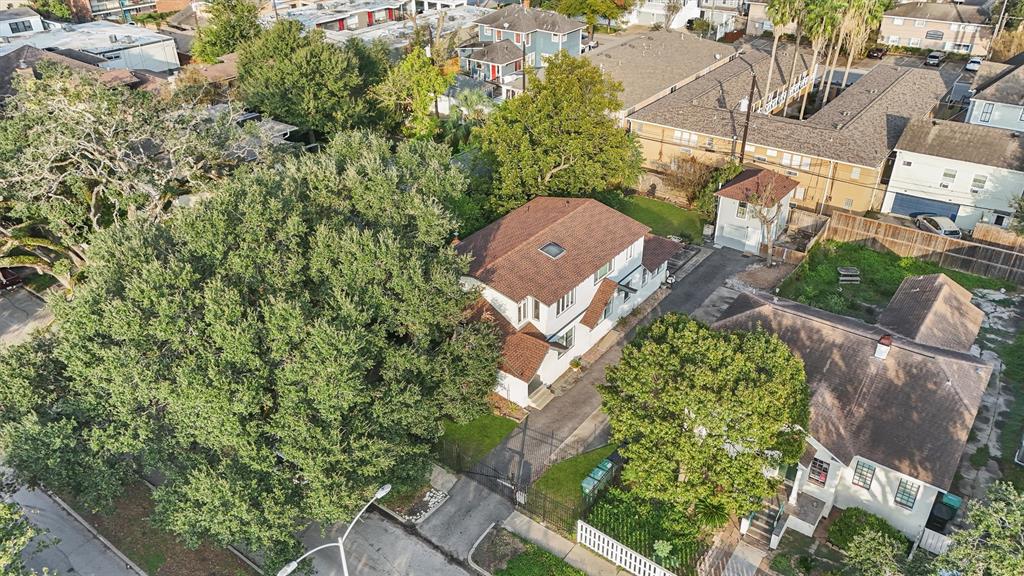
[875,334,892,360]
[109,34,118,43]
[539,242,566,259]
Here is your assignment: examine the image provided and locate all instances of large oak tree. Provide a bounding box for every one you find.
[0,132,501,568]
[602,314,809,522]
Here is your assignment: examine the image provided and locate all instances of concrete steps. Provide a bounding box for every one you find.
[528,387,555,410]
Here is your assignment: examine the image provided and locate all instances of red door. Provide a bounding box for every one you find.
[367,11,374,25]
[387,8,393,20]
[490,64,498,80]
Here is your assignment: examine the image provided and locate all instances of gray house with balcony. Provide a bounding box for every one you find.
[458,4,583,99]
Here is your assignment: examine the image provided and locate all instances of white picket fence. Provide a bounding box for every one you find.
[917,527,952,555]
[576,520,676,576]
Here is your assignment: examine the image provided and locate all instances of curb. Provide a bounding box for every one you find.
[467,521,495,576]
[43,489,149,576]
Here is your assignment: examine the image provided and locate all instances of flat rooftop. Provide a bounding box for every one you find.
[274,0,409,29]
[0,21,174,57]
[583,31,737,110]
[628,43,956,167]
[323,6,492,49]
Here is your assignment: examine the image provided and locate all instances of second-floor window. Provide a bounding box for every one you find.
[894,478,920,509]
[556,288,576,316]
[736,201,748,219]
[594,261,612,284]
[556,326,575,358]
[808,458,830,486]
[9,20,33,33]
[514,32,521,44]
[626,242,636,260]
[980,102,994,123]
[852,460,875,489]
[971,174,988,192]
[941,169,957,188]
[518,298,530,324]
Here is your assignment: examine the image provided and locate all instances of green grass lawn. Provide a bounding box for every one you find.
[21,273,58,294]
[495,539,585,576]
[997,332,1024,490]
[533,444,616,505]
[439,414,517,468]
[612,196,703,243]
[779,241,1015,322]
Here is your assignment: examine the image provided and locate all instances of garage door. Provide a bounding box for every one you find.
[889,193,960,220]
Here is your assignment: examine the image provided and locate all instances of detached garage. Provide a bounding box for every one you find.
[714,168,800,253]
[886,193,960,220]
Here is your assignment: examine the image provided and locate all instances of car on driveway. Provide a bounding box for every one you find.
[965,56,984,71]
[924,51,946,67]
[914,214,962,238]
[867,46,888,59]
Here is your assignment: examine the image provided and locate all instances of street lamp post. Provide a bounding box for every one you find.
[276,484,392,576]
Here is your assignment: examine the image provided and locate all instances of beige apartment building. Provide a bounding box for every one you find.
[879,2,992,56]
[625,44,954,214]
[745,1,797,37]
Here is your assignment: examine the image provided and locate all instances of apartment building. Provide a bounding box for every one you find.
[0,20,180,72]
[879,2,992,56]
[626,44,954,214]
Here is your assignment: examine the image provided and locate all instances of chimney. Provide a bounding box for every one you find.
[874,335,892,360]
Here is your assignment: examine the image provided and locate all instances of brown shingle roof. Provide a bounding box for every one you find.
[895,118,1024,172]
[715,168,800,205]
[713,292,991,489]
[884,2,989,24]
[580,279,618,329]
[457,197,651,305]
[629,46,955,168]
[466,39,524,65]
[878,274,984,353]
[474,5,584,34]
[468,298,549,382]
[641,234,680,272]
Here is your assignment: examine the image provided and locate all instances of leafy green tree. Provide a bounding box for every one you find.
[1012,197,1024,236]
[476,51,642,214]
[32,0,71,20]
[939,482,1024,576]
[0,63,283,291]
[844,529,904,576]
[372,47,453,140]
[0,131,500,570]
[552,0,627,37]
[0,499,49,576]
[601,314,809,523]
[191,0,263,64]
[237,20,387,136]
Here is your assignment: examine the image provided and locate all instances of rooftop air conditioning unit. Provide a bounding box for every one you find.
[109,34,118,43]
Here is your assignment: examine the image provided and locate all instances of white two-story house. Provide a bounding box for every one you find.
[881,118,1024,230]
[713,167,799,253]
[715,274,991,550]
[624,0,699,31]
[0,7,43,37]
[459,197,679,407]
[967,53,1024,131]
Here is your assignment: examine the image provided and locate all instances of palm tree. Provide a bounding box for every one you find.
[799,0,840,118]
[781,0,807,117]
[764,0,799,109]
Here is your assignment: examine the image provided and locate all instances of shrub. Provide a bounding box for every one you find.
[692,161,741,220]
[828,508,906,551]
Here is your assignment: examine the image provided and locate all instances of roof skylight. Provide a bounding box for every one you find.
[539,242,566,259]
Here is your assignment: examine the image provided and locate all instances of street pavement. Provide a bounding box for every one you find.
[417,478,514,561]
[13,486,143,576]
[0,287,52,348]
[299,511,472,576]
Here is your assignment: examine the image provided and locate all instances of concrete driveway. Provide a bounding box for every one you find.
[0,287,52,348]
[300,511,471,576]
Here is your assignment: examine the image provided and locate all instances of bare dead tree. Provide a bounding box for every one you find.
[743,173,785,267]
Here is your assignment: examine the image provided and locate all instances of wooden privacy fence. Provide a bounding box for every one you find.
[972,223,1024,253]
[577,520,677,576]
[824,212,1024,285]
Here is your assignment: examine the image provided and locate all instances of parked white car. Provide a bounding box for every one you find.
[914,214,962,238]
[965,57,984,72]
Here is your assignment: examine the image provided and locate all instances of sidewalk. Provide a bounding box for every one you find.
[12,486,144,576]
[502,511,621,576]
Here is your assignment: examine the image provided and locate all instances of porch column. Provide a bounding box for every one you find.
[789,467,802,505]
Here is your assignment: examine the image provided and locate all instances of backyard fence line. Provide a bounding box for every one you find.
[577,520,679,576]
[972,223,1024,253]
[823,211,1024,285]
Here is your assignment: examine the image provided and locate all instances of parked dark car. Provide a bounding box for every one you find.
[0,269,22,290]
[924,51,946,66]
[866,46,888,59]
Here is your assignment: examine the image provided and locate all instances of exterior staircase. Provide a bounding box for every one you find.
[743,477,794,551]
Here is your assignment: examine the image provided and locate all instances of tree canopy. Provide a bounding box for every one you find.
[191,0,263,64]
[237,21,390,136]
[0,63,283,291]
[475,51,643,214]
[601,314,809,521]
[0,131,501,569]
[0,498,48,576]
[372,47,453,140]
[939,482,1024,576]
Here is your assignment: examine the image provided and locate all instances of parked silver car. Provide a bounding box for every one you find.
[965,56,984,72]
[914,214,962,238]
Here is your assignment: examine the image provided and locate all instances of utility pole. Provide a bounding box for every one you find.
[738,72,756,164]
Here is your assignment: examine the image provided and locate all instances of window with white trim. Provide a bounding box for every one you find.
[626,241,637,259]
[894,478,920,509]
[950,23,959,31]
[641,268,650,286]
[808,458,830,486]
[795,187,806,200]
[980,102,994,122]
[941,168,957,188]
[517,298,530,324]
[887,35,900,44]
[736,201,748,219]
[914,19,925,27]
[843,198,854,209]
[9,20,33,33]
[556,288,576,316]
[971,174,988,192]
[556,326,575,358]
[850,167,861,180]
[766,149,778,157]
[594,261,612,284]
[532,297,540,320]
[893,17,904,25]
[852,460,875,489]
[908,37,921,47]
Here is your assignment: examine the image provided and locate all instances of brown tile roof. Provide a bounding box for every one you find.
[466,39,524,65]
[884,1,989,24]
[713,292,991,489]
[474,5,584,34]
[580,279,619,329]
[972,53,1024,105]
[456,197,651,305]
[878,274,984,353]
[641,234,680,272]
[468,298,549,382]
[715,168,800,206]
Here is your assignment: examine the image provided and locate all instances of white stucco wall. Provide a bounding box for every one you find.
[0,13,43,37]
[833,456,939,540]
[966,98,1024,132]
[96,39,181,73]
[883,149,1024,230]
[714,192,794,253]
[495,370,530,407]
[624,0,699,30]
